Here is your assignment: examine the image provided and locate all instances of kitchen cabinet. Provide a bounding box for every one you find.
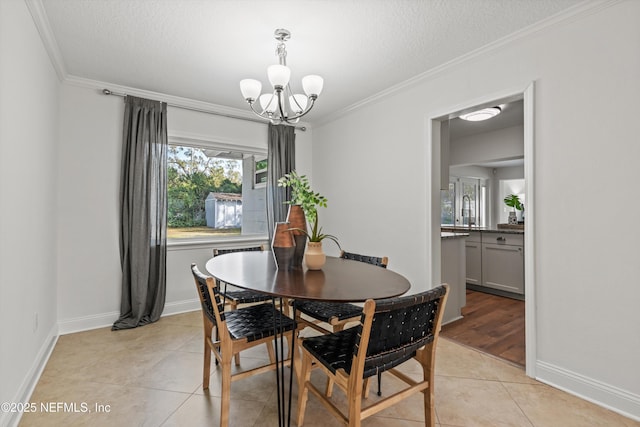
[481,233,524,295]
[465,231,482,285]
[441,227,525,297]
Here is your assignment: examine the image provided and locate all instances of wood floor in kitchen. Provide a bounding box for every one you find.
[441,289,525,366]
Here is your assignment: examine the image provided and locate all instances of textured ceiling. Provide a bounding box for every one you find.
[41,0,585,124]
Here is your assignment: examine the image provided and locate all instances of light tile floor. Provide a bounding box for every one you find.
[19,311,639,427]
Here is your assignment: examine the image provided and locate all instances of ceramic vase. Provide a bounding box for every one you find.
[286,205,307,267]
[272,222,296,270]
[304,241,326,270]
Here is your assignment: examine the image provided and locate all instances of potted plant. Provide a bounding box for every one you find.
[504,194,523,224]
[278,171,340,269]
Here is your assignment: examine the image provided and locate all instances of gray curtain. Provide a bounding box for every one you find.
[266,124,296,241]
[113,96,168,330]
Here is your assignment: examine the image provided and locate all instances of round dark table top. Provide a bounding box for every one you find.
[205,251,411,302]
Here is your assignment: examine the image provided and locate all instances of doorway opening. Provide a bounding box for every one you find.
[427,84,536,376]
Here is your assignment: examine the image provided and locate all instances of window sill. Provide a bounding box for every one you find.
[167,235,270,251]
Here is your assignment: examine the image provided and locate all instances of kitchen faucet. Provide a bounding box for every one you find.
[461,195,474,228]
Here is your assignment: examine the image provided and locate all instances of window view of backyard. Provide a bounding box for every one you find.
[441,178,484,226]
[168,144,266,240]
[441,182,455,225]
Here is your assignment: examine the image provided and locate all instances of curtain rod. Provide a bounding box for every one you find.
[102,89,306,132]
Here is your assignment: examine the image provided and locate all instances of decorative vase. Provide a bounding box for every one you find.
[508,211,518,225]
[272,222,296,270]
[304,241,326,270]
[286,205,307,267]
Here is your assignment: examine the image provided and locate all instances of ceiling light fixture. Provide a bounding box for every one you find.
[240,29,323,125]
[459,106,502,122]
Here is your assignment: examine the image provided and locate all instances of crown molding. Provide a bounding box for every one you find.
[315,0,622,127]
[24,0,67,81]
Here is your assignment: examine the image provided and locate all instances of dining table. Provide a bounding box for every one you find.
[205,250,411,426]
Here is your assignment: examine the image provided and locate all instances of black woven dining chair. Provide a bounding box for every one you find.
[213,245,273,311]
[296,284,449,427]
[294,251,388,333]
[294,250,388,396]
[191,264,295,427]
[213,246,276,366]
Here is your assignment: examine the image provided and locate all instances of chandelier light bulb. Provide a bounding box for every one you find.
[259,93,278,113]
[289,94,308,114]
[240,79,262,101]
[267,65,291,88]
[302,75,323,97]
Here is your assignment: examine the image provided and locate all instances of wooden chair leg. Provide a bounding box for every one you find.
[347,378,363,427]
[290,330,301,379]
[363,378,371,398]
[285,333,294,360]
[325,378,335,397]
[203,322,213,389]
[296,351,314,427]
[220,358,232,427]
[420,345,436,427]
[266,341,275,363]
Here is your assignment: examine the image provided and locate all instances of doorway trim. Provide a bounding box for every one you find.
[426,82,536,377]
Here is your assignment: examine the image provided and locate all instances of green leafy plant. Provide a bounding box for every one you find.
[504,194,523,212]
[277,171,340,247]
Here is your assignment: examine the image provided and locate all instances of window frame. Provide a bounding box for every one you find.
[166,135,269,247]
[253,155,268,189]
[444,176,486,227]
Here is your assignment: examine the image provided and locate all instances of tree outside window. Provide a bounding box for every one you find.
[167,144,266,240]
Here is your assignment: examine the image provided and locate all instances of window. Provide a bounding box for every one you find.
[167,143,267,241]
[440,182,455,225]
[460,179,478,226]
[441,177,485,227]
[254,156,267,188]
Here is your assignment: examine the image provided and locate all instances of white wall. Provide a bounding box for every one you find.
[312,1,640,419]
[56,83,313,332]
[0,1,60,425]
[450,124,524,166]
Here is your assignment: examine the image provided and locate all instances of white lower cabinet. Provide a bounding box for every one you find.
[465,232,482,285]
[481,233,524,295]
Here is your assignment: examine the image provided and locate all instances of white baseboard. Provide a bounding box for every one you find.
[57,309,120,335]
[162,298,201,317]
[4,300,201,426]
[536,360,640,422]
[2,324,58,427]
[57,298,201,335]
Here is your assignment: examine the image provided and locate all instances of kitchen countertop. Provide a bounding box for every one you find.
[441,226,524,235]
[441,232,470,239]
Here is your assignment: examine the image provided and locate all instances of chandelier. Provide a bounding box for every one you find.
[239,29,323,125]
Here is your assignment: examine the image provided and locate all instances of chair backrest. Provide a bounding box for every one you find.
[213,245,265,257]
[191,263,226,324]
[212,246,265,297]
[340,250,388,268]
[352,285,449,379]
